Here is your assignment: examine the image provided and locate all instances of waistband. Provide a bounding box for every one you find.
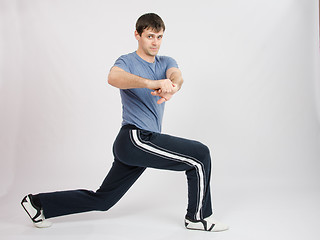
[121,124,140,130]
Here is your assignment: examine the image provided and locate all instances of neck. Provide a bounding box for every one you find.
[136,49,155,63]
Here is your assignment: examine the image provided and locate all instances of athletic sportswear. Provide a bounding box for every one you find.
[113,52,178,133]
[28,51,216,228]
[37,125,213,221]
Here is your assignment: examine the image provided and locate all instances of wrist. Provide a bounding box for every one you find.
[145,79,154,89]
[146,79,160,90]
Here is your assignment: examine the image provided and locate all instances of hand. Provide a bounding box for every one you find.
[151,84,178,104]
[149,79,174,93]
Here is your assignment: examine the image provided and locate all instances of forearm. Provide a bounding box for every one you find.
[167,68,183,91]
[108,67,151,89]
[170,72,183,90]
[151,68,184,104]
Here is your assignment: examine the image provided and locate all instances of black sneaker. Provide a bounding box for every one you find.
[21,194,52,228]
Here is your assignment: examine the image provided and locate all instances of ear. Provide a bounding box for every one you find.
[134,30,140,40]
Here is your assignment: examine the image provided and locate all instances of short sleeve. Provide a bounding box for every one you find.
[113,55,130,72]
[165,56,179,71]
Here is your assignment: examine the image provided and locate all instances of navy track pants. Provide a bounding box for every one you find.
[38,124,213,221]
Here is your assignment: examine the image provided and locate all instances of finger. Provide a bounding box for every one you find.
[157,97,166,104]
[151,91,159,96]
[162,88,171,93]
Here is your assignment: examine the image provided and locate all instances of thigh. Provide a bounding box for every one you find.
[113,127,210,171]
[140,130,210,161]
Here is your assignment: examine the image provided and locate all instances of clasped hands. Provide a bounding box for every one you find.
[150,78,177,104]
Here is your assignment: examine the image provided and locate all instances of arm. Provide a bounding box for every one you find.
[166,67,184,91]
[151,67,184,104]
[108,66,174,92]
[108,66,149,89]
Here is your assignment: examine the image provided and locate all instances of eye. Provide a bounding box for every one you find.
[157,36,163,39]
[147,35,153,39]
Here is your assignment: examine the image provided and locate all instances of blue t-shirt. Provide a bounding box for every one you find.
[113,51,178,133]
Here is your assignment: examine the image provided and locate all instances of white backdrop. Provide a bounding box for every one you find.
[1,0,320,240]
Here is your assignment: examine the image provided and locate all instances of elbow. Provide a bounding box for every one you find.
[108,75,125,89]
[177,78,184,90]
[107,73,116,87]
[107,77,113,86]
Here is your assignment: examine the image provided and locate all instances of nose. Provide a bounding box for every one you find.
[152,38,160,45]
[152,39,157,45]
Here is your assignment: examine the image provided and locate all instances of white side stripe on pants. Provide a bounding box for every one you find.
[131,129,205,220]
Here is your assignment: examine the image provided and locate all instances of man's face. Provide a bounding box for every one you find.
[135,28,164,57]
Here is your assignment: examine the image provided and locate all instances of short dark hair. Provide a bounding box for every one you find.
[136,13,165,36]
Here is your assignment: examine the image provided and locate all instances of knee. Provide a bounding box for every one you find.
[93,194,114,212]
[196,142,211,166]
[97,204,109,212]
[95,199,113,212]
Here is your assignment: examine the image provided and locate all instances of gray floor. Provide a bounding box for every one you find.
[1,182,319,240]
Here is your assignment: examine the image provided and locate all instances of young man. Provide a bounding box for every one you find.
[21,13,229,232]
